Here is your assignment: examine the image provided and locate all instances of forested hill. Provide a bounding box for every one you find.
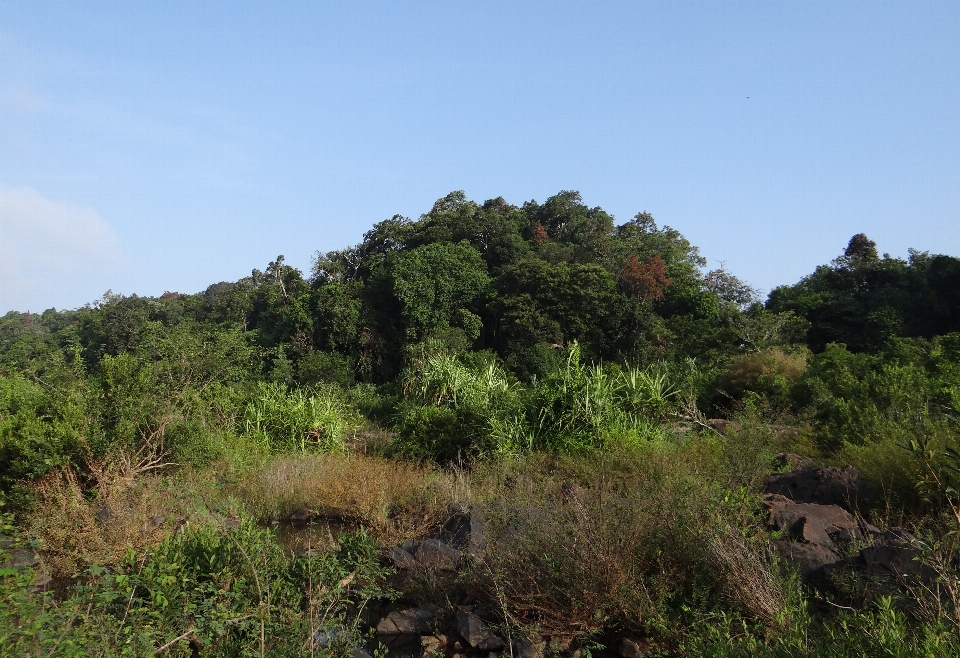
[4,191,960,655]
[4,190,958,386]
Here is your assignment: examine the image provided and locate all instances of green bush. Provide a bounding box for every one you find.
[0,518,393,656]
[241,382,360,453]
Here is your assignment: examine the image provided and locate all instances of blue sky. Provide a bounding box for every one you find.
[2,1,959,313]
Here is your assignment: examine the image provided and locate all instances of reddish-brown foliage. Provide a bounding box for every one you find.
[620,254,672,302]
[532,221,549,246]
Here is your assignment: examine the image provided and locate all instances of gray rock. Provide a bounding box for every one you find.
[515,636,546,658]
[5,548,41,569]
[352,650,373,658]
[456,609,505,651]
[96,505,113,525]
[442,504,487,558]
[377,604,441,635]
[620,639,644,658]
[388,545,419,570]
[313,624,349,647]
[402,539,421,553]
[415,539,460,571]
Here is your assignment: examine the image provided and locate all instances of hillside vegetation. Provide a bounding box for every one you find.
[2,191,960,656]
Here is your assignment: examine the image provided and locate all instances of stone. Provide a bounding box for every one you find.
[377,604,440,635]
[290,507,314,524]
[96,505,113,524]
[764,494,862,548]
[415,539,460,571]
[5,548,41,569]
[764,466,861,510]
[620,639,644,658]
[352,650,373,658]
[456,608,505,651]
[402,539,421,553]
[442,504,487,558]
[859,545,920,579]
[514,636,546,658]
[30,573,53,593]
[421,634,443,657]
[145,515,166,531]
[773,540,842,577]
[707,418,728,434]
[549,636,573,653]
[388,545,419,570]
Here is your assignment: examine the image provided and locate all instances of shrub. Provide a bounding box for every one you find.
[2,514,393,657]
[241,382,360,453]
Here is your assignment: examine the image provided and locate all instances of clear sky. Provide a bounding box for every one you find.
[2,1,959,313]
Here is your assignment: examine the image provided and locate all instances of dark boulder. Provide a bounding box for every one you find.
[456,608,505,651]
[773,540,842,578]
[764,465,861,511]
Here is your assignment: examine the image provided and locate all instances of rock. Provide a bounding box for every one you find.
[773,540,842,577]
[415,539,460,571]
[388,545,419,570]
[764,466,861,510]
[96,505,113,524]
[5,548,41,569]
[0,533,12,549]
[707,418,728,434]
[859,545,921,579]
[764,494,862,548]
[456,608,505,651]
[290,507,314,524]
[144,515,166,531]
[773,453,812,471]
[442,504,487,558]
[549,636,573,653]
[313,624,349,647]
[29,573,53,593]
[515,636,546,658]
[620,639,644,658]
[377,604,440,635]
[402,539,421,553]
[352,650,373,658]
[421,634,444,657]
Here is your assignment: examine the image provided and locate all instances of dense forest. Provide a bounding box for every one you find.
[3,190,960,656]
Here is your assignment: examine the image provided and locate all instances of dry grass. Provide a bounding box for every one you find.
[26,468,207,577]
[708,525,784,623]
[231,453,465,546]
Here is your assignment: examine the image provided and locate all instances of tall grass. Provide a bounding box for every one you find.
[241,382,360,453]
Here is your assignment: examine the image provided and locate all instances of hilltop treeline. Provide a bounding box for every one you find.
[3,191,960,655]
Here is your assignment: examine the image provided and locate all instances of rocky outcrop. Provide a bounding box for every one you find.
[764,465,861,511]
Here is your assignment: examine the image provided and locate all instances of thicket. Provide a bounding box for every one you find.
[2,194,960,655]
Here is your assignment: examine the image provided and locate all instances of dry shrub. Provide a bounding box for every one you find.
[234,453,461,545]
[708,526,784,623]
[719,347,807,406]
[27,468,199,576]
[470,446,729,637]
